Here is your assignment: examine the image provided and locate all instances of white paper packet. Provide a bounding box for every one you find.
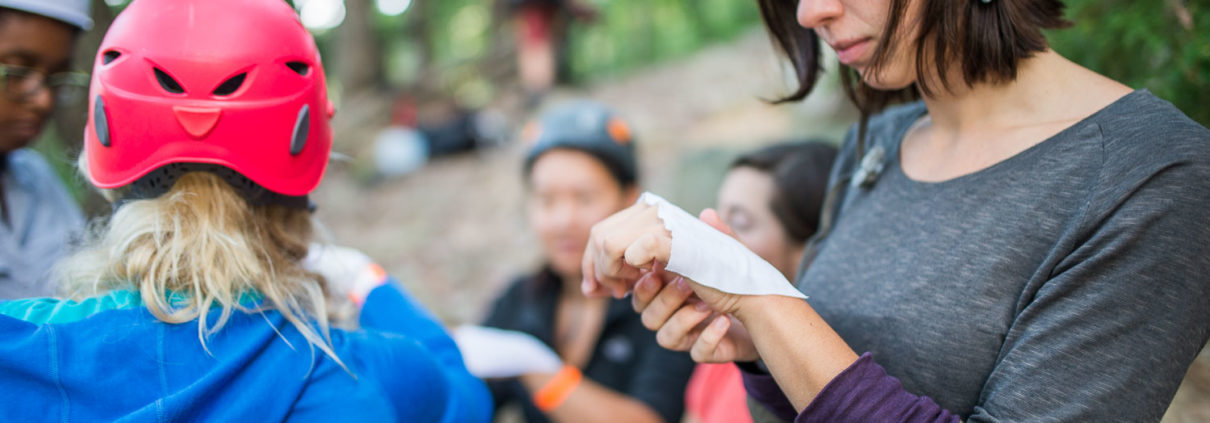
[640,192,807,299]
[452,325,564,378]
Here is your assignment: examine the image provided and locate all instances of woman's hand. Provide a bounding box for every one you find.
[581,201,672,299]
[596,207,859,411]
[635,274,759,362]
[303,243,388,307]
[627,211,760,363]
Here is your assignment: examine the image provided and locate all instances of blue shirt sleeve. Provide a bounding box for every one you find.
[358,280,492,423]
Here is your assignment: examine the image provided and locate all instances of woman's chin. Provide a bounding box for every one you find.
[549,258,582,282]
[857,70,916,92]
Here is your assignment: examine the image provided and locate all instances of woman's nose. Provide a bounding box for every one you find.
[797,0,844,29]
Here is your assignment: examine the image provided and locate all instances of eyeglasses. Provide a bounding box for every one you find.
[0,63,90,106]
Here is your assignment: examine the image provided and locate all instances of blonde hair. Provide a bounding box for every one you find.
[58,170,344,367]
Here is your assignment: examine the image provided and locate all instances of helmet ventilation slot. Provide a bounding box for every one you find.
[154,68,185,94]
[102,51,122,65]
[213,73,247,96]
[286,61,311,76]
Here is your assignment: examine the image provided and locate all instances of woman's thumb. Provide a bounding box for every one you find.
[698,208,738,239]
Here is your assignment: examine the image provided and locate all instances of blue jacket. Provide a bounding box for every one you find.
[0,282,492,422]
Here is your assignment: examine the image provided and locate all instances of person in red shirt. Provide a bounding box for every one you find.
[500,0,596,103]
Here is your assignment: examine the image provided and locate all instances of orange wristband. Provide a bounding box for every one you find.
[532,365,583,412]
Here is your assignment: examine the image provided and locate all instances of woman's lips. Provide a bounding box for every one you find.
[832,38,872,66]
[554,239,583,255]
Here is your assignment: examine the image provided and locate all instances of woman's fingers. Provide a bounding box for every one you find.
[635,275,760,362]
[598,251,643,298]
[582,220,641,298]
[653,300,715,351]
[678,274,745,316]
[623,230,672,270]
[639,276,694,330]
[630,270,660,311]
[690,315,732,363]
[580,252,607,297]
[699,208,738,239]
[581,202,671,298]
[631,262,668,312]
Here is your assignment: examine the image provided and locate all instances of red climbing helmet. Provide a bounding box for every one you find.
[84,0,334,197]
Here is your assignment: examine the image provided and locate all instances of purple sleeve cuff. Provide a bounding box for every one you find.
[798,353,960,423]
[740,362,799,421]
[742,353,962,423]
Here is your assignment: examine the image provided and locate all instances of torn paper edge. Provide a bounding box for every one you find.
[640,192,807,299]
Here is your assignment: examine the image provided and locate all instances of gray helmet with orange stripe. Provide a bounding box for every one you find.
[522,100,637,186]
[0,0,92,30]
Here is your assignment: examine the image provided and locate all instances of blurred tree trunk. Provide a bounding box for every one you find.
[408,0,433,69]
[480,0,514,86]
[331,0,393,151]
[336,0,385,98]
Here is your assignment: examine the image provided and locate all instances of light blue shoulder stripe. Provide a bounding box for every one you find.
[0,290,144,325]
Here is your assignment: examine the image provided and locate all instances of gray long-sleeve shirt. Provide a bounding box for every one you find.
[0,149,84,299]
[785,90,1210,422]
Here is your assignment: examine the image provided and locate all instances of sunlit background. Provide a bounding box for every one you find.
[42,2,1210,421]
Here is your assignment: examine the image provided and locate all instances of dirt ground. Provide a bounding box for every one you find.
[309,29,1210,422]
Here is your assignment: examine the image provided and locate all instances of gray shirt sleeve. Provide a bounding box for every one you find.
[968,140,1210,421]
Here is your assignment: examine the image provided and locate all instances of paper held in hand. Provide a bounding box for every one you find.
[453,325,563,378]
[640,192,807,299]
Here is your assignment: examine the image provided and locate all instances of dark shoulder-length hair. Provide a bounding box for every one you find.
[730,140,839,243]
[757,0,1070,115]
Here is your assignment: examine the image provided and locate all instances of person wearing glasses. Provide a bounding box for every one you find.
[0,0,91,299]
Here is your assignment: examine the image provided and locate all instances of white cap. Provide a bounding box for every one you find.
[0,0,93,30]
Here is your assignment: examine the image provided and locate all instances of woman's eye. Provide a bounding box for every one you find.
[728,216,751,231]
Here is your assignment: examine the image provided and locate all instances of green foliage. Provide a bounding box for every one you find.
[366,0,764,89]
[1048,0,1209,125]
[94,0,1205,124]
[566,0,762,79]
